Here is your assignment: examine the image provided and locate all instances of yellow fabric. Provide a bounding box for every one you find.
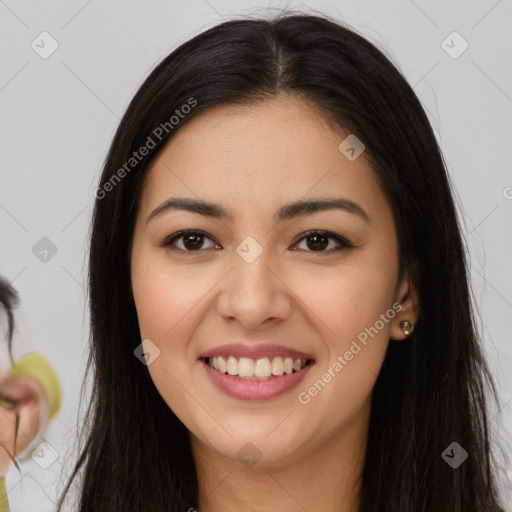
[9,353,61,424]
[0,475,9,512]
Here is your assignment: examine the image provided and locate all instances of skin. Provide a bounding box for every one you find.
[130,94,420,512]
[0,374,48,475]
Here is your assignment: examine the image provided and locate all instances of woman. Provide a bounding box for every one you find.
[56,12,507,511]
[0,278,62,511]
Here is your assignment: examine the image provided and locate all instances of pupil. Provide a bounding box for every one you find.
[184,234,202,250]
[307,234,328,251]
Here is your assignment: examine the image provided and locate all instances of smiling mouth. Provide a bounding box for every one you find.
[202,356,314,381]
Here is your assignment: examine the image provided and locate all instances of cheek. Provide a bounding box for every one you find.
[289,256,398,410]
[295,260,397,346]
[131,259,205,425]
[130,249,222,398]
[131,247,208,342]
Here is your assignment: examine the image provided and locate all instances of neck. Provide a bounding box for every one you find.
[190,398,370,512]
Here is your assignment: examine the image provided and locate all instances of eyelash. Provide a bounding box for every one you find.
[160,229,354,254]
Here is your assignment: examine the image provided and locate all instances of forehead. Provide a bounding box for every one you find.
[140,94,388,223]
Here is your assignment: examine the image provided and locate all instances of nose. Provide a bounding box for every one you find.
[216,246,293,330]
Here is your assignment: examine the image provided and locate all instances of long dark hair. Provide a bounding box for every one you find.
[56,11,507,511]
[0,277,18,365]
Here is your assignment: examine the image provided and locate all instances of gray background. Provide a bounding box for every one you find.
[1,1,511,510]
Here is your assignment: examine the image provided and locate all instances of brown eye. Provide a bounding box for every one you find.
[162,230,219,252]
[161,229,352,254]
[292,231,353,253]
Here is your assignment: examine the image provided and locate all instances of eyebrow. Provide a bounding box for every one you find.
[146,196,370,225]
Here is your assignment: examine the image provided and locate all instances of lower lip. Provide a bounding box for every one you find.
[201,359,314,400]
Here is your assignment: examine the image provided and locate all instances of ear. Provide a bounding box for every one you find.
[390,263,421,341]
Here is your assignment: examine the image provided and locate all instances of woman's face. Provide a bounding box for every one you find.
[130,94,418,468]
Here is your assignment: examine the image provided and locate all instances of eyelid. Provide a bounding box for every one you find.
[161,229,353,253]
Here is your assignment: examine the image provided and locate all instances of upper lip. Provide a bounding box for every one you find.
[198,343,315,361]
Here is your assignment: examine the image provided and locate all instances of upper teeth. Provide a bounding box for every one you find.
[207,356,308,379]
